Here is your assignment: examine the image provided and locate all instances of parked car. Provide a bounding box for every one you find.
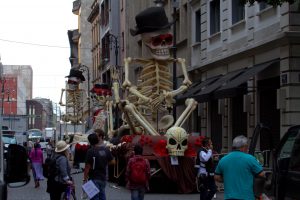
[250,124,300,200]
[2,134,17,157]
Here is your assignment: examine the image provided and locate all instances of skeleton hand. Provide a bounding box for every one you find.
[163,91,175,108]
[123,57,133,89]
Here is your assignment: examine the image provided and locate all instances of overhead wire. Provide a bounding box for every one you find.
[0,38,92,50]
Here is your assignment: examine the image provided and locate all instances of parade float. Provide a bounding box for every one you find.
[108,7,204,193]
[58,6,205,193]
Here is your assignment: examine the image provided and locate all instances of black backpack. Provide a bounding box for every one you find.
[43,154,61,179]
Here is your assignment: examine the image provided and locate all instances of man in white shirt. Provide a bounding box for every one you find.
[198,137,217,200]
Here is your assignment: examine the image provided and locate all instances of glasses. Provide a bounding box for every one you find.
[151,33,173,46]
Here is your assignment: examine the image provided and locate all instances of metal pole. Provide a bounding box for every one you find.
[59,106,62,141]
[109,34,119,129]
[172,6,177,121]
[0,77,5,182]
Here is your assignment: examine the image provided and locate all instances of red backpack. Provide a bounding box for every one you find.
[129,157,148,185]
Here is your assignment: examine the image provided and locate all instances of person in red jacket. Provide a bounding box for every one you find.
[126,145,151,200]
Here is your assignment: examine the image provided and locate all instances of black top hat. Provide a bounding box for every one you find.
[130,7,173,36]
[65,69,85,81]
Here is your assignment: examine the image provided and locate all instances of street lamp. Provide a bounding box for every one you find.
[76,64,91,130]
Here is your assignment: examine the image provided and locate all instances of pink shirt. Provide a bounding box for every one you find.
[29,148,44,163]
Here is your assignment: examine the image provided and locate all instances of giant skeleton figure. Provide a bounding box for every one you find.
[88,83,116,138]
[59,68,88,124]
[113,7,198,156]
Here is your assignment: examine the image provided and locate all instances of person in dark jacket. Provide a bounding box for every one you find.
[46,140,73,200]
[83,130,115,200]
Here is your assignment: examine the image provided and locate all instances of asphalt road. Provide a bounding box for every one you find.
[7,170,224,200]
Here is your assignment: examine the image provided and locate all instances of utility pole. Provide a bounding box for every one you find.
[0,62,5,184]
[172,0,179,121]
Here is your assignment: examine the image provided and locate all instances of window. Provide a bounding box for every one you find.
[290,130,300,171]
[102,36,110,63]
[210,0,220,35]
[259,1,271,11]
[279,129,298,159]
[232,0,245,24]
[195,9,201,42]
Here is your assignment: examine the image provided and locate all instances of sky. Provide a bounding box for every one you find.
[0,0,78,104]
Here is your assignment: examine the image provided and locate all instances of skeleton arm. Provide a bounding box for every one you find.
[164,58,192,103]
[59,89,66,106]
[111,67,120,104]
[106,101,114,139]
[122,57,151,102]
[174,98,198,127]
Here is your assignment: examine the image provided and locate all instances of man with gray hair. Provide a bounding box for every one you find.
[214,135,265,200]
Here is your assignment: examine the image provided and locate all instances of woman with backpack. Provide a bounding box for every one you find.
[126,144,151,200]
[29,142,44,188]
[46,140,73,200]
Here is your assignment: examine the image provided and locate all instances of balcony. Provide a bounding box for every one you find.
[72,0,81,15]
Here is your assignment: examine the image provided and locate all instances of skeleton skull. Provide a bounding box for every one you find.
[67,77,81,91]
[141,29,173,60]
[165,127,188,156]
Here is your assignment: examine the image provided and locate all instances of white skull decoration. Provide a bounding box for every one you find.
[67,77,81,91]
[165,127,188,156]
[141,29,173,60]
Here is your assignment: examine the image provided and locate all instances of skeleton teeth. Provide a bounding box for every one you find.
[151,48,170,56]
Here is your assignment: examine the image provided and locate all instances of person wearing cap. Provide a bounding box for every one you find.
[214,135,265,200]
[46,140,73,200]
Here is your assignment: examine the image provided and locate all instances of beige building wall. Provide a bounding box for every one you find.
[186,0,300,152]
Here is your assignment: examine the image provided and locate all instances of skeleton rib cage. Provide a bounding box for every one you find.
[124,59,173,130]
[60,89,85,123]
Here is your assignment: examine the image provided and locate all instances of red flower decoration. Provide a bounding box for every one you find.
[121,135,134,143]
[153,139,168,156]
[184,146,196,157]
[195,136,205,146]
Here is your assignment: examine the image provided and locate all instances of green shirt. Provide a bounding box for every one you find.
[215,151,263,200]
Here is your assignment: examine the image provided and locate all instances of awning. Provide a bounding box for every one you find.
[213,59,279,99]
[192,68,245,102]
[176,75,221,104]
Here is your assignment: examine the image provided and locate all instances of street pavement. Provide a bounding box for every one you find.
[7,169,224,200]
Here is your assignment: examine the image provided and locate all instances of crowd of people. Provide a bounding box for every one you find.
[23,131,266,200]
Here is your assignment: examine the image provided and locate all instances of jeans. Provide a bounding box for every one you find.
[199,175,217,200]
[91,179,107,200]
[131,188,145,200]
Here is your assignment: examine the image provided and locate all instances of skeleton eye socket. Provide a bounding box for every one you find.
[181,139,187,146]
[169,138,177,145]
[151,34,173,46]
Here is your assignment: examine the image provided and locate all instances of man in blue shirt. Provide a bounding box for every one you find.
[214,135,265,200]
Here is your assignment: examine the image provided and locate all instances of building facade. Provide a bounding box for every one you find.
[178,0,300,153]
[73,0,300,152]
[26,98,53,131]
